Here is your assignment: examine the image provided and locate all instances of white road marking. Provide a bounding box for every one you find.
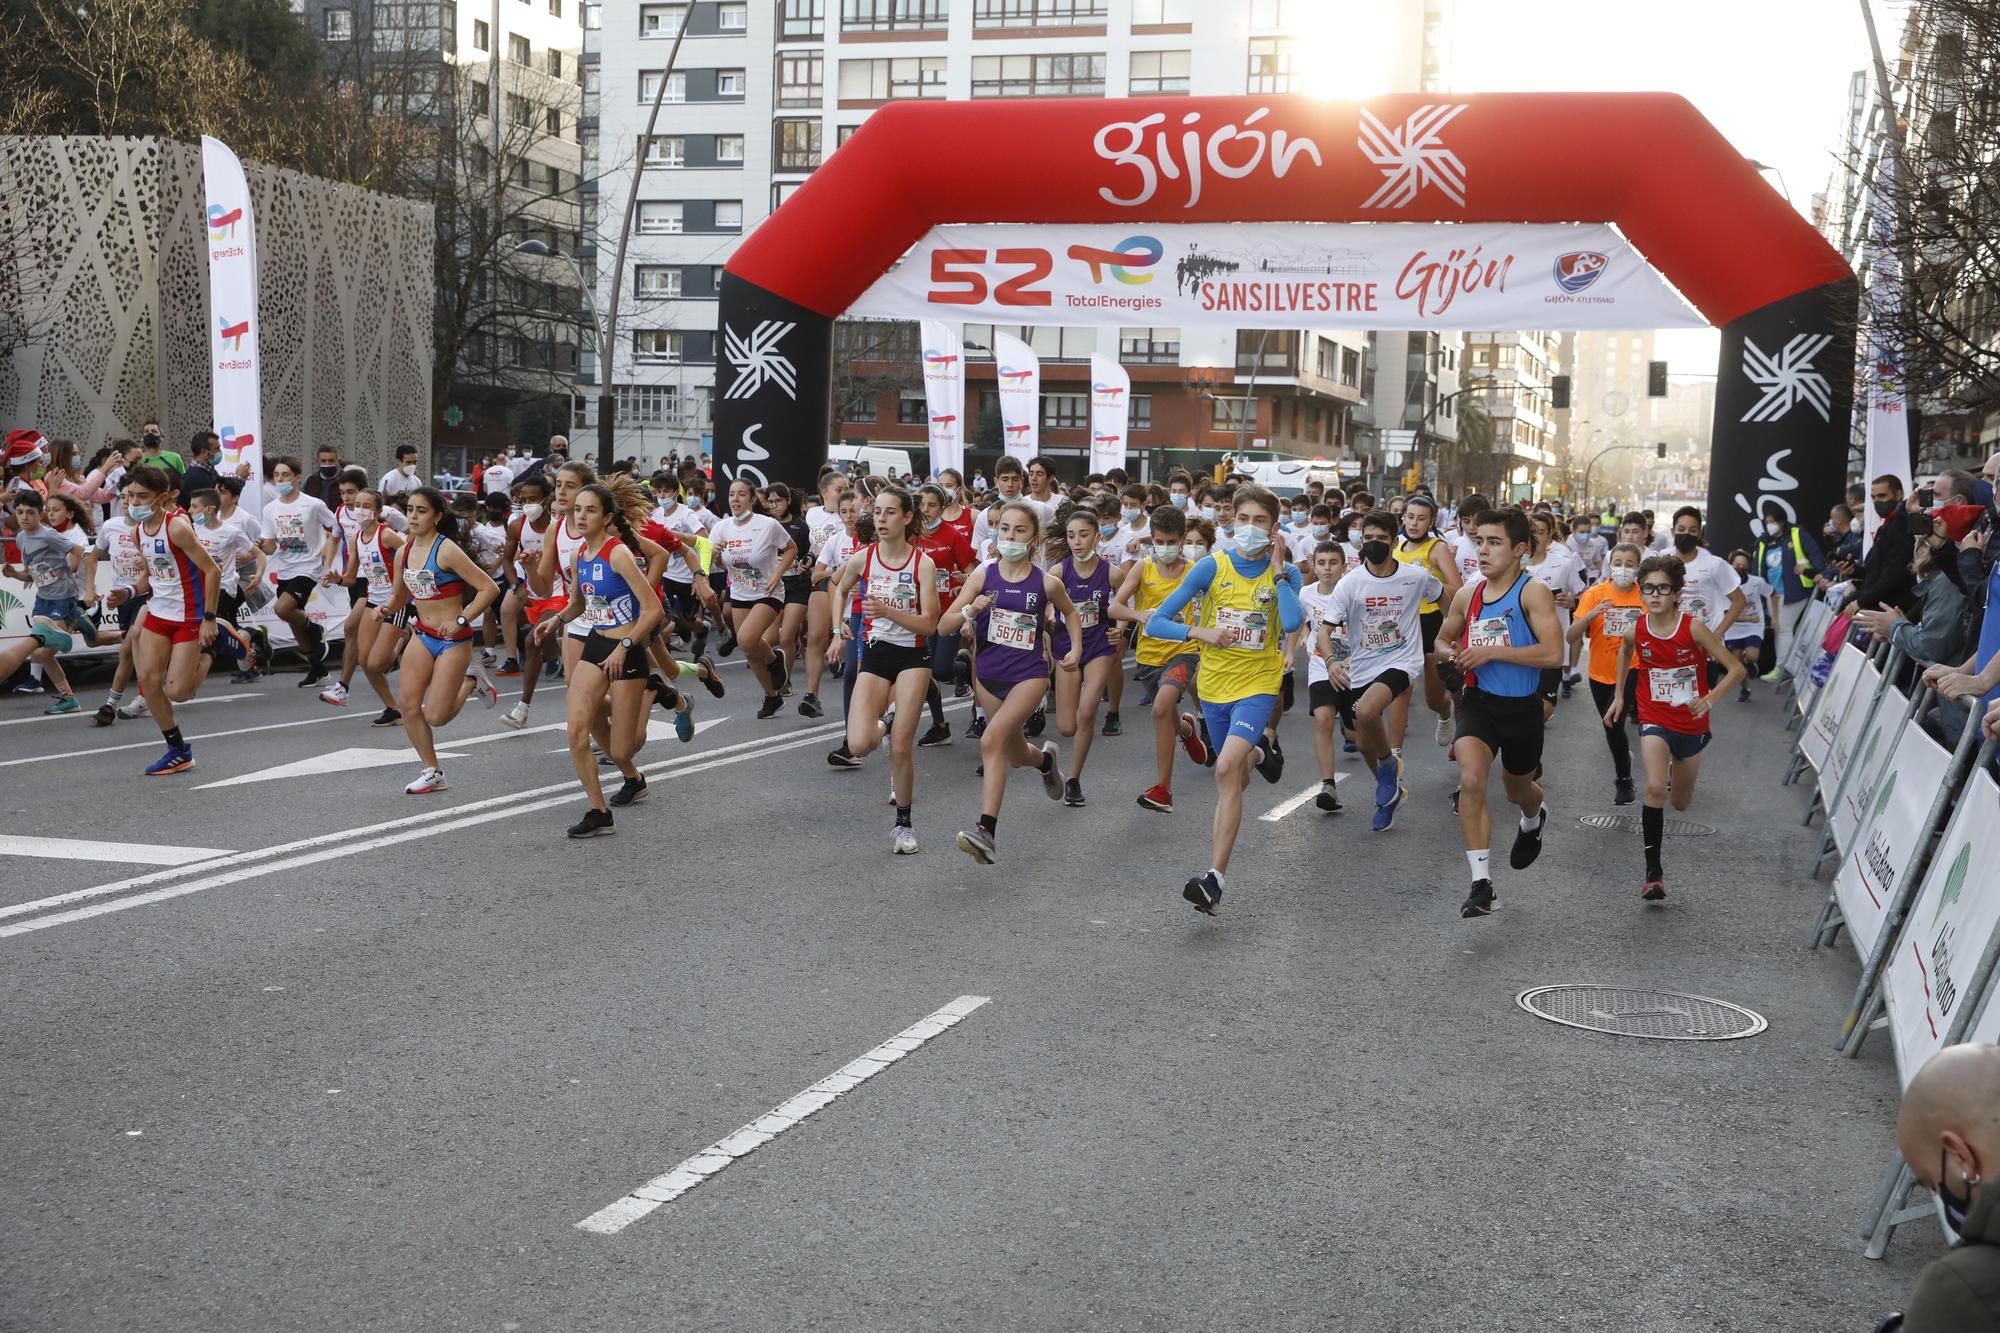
[0,694,265,727]
[546,716,728,752]
[1258,773,1348,822]
[193,746,473,789]
[575,995,992,1235]
[0,835,233,865]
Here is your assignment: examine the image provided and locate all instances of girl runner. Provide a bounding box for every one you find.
[123,465,224,775]
[535,481,669,837]
[714,478,797,719]
[766,482,813,695]
[497,476,555,725]
[376,488,501,794]
[1724,548,1775,701]
[1050,508,1120,807]
[816,489,865,739]
[1567,541,1646,805]
[1110,504,1212,814]
[912,482,975,747]
[1604,554,1744,902]
[340,488,407,726]
[823,486,940,854]
[941,501,1083,865]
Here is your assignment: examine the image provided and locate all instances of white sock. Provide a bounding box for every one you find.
[1208,867,1225,888]
[1520,809,1543,832]
[106,688,123,705]
[1467,849,1490,880]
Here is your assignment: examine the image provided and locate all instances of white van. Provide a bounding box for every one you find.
[828,443,917,478]
[1230,456,1348,498]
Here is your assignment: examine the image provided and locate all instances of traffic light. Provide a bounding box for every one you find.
[1647,361,1668,396]
[1656,441,1668,458]
[1551,374,1571,410]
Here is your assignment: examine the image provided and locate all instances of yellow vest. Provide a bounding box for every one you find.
[1135,557,1191,668]
[1197,551,1284,704]
[1396,535,1443,613]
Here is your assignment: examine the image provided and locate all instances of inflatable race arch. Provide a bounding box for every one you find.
[713,93,1855,547]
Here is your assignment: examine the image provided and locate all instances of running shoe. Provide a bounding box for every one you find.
[229,668,260,685]
[372,707,401,727]
[300,661,328,687]
[674,702,695,743]
[1038,742,1064,800]
[44,694,79,715]
[829,656,845,680]
[1343,737,1358,755]
[92,703,116,727]
[966,714,987,740]
[1101,712,1121,737]
[1024,706,1047,738]
[1613,777,1636,806]
[1450,787,1460,814]
[1737,684,1752,703]
[893,825,920,855]
[500,701,530,729]
[1316,782,1342,814]
[1255,735,1285,784]
[1435,711,1453,747]
[1641,875,1667,903]
[320,681,349,706]
[1509,806,1548,870]
[956,826,997,865]
[473,671,499,709]
[251,627,272,675]
[544,658,562,679]
[798,692,823,718]
[719,627,737,657]
[608,776,649,807]
[1373,753,1403,809]
[918,722,952,748]
[497,657,522,677]
[1372,782,1406,832]
[1559,679,1575,700]
[480,648,497,667]
[770,649,789,695]
[1197,717,1217,766]
[1760,667,1787,683]
[696,654,725,698]
[953,678,970,698]
[1281,669,1295,712]
[567,808,615,838]
[1063,777,1086,807]
[757,695,783,720]
[144,744,194,776]
[1461,879,1496,917]
[827,744,862,768]
[1182,870,1222,916]
[118,695,150,719]
[1177,714,1211,767]
[1137,784,1174,813]
[404,767,447,794]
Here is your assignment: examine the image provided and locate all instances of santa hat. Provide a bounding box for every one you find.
[4,428,48,468]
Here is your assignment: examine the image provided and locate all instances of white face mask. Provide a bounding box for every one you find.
[1122,507,1142,523]
[1609,565,1638,588]
[923,516,941,532]
[1171,493,1191,510]
[995,539,1030,562]
[523,503,545,521]
[1152,540,1181,562]
[1181,543,1208,563]
[1233,524,1271,556]
[1199,505,1218,521]
[400,463,416,476]
[1347,528,1362,544]
[1764,520,1781,536]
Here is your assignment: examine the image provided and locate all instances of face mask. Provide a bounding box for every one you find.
[1939,1149,1979,1233]
[995,539,1030,562]
[1764,520,1781,536]
[1310,524,1330,540]
[1609,566,1638,588]
[1874,499,1898,519]
[1199,505,1218,521]
[400,463,416,476]
[1171,493,1190,511]
[128,503,155,521]
[1098,522,1117,539]
[1181,544,1208,563]
[1347,528,1363,545]
[1362,539,1394,566]
[143,434,160,448]
[200,512,220,528]
[920,516,940,533]
[1291,514,1308,529]
[524,503,545,521]
[658,496,677,512]
[274,480,296,497]
[1233,524,1271,557]
[320,465,338,478]
[1122,507,1141,523]
[1672,532,1700,554]
[1153,541,1181,562]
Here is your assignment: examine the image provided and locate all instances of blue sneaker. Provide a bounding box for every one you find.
[144,744,194,776]
[1373,754,1402,809]
[1372,783,1406,832]
[43,694,80,715]
[674,702,695,743]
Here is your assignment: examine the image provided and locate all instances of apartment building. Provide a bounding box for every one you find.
[1464,330,1560,501]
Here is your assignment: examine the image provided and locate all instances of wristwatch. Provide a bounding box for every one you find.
[201,612,216,622]
[618,636,634,650]
[455,615,469,628]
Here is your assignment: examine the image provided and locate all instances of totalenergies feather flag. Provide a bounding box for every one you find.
[202,135,264,512]
[918,318,965,478]
[1087,354,1130,477]
[992,330,1040,465]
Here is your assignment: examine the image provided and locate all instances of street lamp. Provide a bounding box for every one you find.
[513,238,602,455]
[1746,158,1792,204]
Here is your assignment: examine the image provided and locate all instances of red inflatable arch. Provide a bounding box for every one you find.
[715,93,1855,545]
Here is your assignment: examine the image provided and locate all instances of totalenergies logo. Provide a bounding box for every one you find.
[998,365,1034,387]
[1068,236,1162,286]
[219,424,255,453]
[922,350,959,369]
[208,202,243,241]
[217,314,250,351]
[1091,382,1127,406]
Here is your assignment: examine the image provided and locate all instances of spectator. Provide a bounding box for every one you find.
[179,430,222,500]
[481,453,514,496]
[303,445,344,506]
[1885,1043,2000,1331]
[378,444,422,501]
[1859,474,1917,612]
[1856,519,1969,669]
[137,421,184,477]
[1825,503,1863,569]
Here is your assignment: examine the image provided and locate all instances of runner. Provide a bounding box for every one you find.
[1298,539,1349,813]
[1666,506,1746,685]
[496,475,557,727]
[765,482,812,697]
[1390,494,1463,749]
[1050,508,1120,807]
[799,472,852,717]
[535,481,668,837]
[1110,504,1211,812]
[823,485,940,854]
[322,468,409,707]
[912,482,975,747]
[1434,508,1564,918]
[1320,511,1440,832]
[0,491,91,712]
[123,465,224,775]
[648,472,715,661]
[336,488,406,725]
[941,500,1083,865]
[180,487,261,695]
[1724,548,1774,701]
[1604,553,1745,901]
[1524,509,1587,713]
[1566,541,1646,805]
[713,478,797,719]
[1142,485,1301,914]
[376,487,501,794]
[259,458,338,686]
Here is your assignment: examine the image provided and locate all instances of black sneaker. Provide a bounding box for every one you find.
[966,715,987,740]
[770,649,789,694]
[1182,870,1222,916]
[608,775,649,807]
[371,707,401,727]
[567,808,615,838]
[918,722,951,747]
[1024,706,1046,738]
[1613,777,1636,806]
[1315,782,1342,813]
[1255,735,1285,784]
[757,694,783,719]
[544,658,563,680]
[719,628,738,657]
[1450,787,1460,814]
[1063,777,1086,807]
[953,679,971,698]
[1737,684,1752,703]
[826,744,862,769]
[696,654,725,698]
[251,626,272,674]
[299,662,328,687]
[1101,711,1121,737]
[91,703,117,727]
[1281,669,1295,712]
[1509,807,1548,870]
[1461,879,1496,917]
[798,692,823,718]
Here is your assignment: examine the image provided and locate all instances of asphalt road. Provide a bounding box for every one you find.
[0,653,1938,1332]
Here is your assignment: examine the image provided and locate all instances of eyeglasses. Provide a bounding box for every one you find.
[1639,583,1677,595]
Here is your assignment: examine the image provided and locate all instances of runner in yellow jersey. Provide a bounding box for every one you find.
[1143,485,1302,916]
[1391,494,1464,752]
[1110,504,1213,814]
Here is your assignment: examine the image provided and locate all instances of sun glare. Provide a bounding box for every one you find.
[1295,1,1398,101]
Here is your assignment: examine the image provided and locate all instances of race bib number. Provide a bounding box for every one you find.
[1649,665,1698,706]
[146,551,178,583]
[1602,606,1640,639]
[1467,615,1511,649]
[1361,618,1403,652]
[276,513,308,555]
[403,567,439,599]
[30,562,61,588]
[987,608,1037,650]
[1215,605,1269,652]
[1684,593,1709,622]
[1076,598,1102,630]
[581,592,611,625]
[112,550,144,582]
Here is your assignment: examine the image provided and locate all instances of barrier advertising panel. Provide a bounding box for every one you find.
[1835,722,1955,958]
[1801,643,1867,773]
[1884,768,2000,1079]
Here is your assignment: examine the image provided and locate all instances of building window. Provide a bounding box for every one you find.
[637,201,684,233]
[772,180,805,210]
[508,32,531,63]
[639,70,686,102]
[719,3,748,29]
[965,324,1095,362]
[634,330,683,362]
[1130,395,1152,430]
[612,384,680,424]
[549,0,561,13]
[639,3,686,35]
[715,134,745,162]
[1248,0,1294,28]
[774,119,821,170]
[971,53,1105,97]
[469,15,485,47]
[1118,327,1179,365]
[505,92,532,124]
[1042,393,1088,430]
[1127,49,1189,95]
[326,8,354,40]
[897,392,929,425]
[372,2,446,52]
[1246,36,1297,93]
[470,78,490,115]
[1132,0,1191,22]
[780,0,824,39]
[778,51,822,106]
[717,69,746,97]
[636,266,684,298]
[1341,347,1360,387]
[584,2,600,27]
[714,201,744,230]
[842,0,947,33]
[836,123,862,146]
[973,0,1108,27]
[839,57,947,101]
[581,65,598,94]
[843,393,877,424]
[546,106,562,135]
[547,49,563,78]
[1211,396,1251,430]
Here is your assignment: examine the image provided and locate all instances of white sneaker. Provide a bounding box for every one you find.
[404,766,447,795]
[320,681,349,706]
[893,825,919,855]
[480,648,497,667]
[467,666,498,709]
[116,696,149,719]
[500,701,530,729]
[1434,710,1452,747]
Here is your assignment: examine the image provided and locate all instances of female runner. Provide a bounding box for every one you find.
[1050,507,1120,807]
[122,465,223,775]
[342,488,407,726]
[713,478,796,718]
[765,482,812,691]
[939,501,1083,865]
[377,487,501,794]
[913,482,975,746]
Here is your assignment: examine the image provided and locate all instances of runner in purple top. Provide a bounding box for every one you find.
[1051,509,1121,807]
[939,500,1084,865]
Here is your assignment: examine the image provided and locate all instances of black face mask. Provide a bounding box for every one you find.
[1874,499,1898,519]
[1672,533,1700,554]
[320,465,338,478]
[143,433,160,448]
[1361,539,1393,566]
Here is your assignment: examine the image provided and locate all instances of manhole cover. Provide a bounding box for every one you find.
[1578,813,1715,836]
[1517,985,1766,1041]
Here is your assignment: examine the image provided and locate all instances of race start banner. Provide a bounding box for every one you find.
[918,319,964,478]
[991,330,1040,464]
[201,136,263,508]
[849,222,1705,330]
[1087,354,1130,476]
[1835,720,1955,957]
[1884,767,2000,1079]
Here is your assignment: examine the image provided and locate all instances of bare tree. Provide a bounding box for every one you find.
[831,319,922,445]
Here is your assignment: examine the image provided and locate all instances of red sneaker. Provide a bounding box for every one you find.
[1137,784,1173,813]
[1641,875,1666,902]
[1177,713,1211,767]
